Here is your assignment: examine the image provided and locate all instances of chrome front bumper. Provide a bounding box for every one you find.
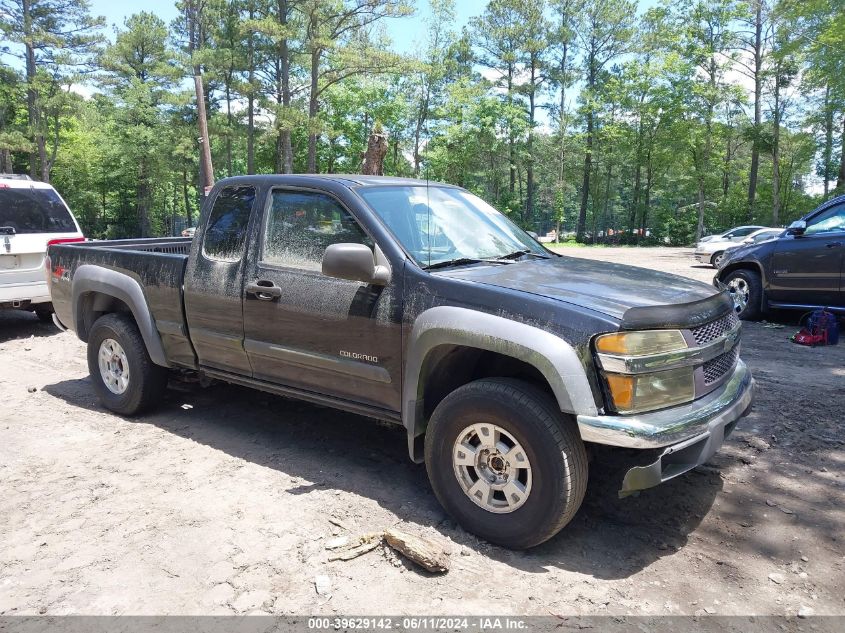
[577,360,754,449]
[577,360,754,496]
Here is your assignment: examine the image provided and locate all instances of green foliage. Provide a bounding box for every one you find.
[0,0,840,243]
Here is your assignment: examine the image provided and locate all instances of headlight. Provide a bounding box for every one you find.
[603,367,695,414]
[595,330,696,414]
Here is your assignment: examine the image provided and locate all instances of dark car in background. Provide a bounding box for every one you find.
[716,195,845,319]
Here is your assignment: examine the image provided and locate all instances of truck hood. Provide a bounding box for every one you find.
[438,255,724,323]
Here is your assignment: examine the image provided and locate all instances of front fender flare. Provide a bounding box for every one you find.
[403,306,597,459]
[72,265,169,367]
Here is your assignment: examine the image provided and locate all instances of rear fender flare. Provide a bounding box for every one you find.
[72,265,169,367]
[403,306,597,459]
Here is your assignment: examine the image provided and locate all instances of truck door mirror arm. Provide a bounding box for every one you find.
[322,243,390,286]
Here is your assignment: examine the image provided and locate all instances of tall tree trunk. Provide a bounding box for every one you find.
[225,84,233,177]
[280,0,293,173]
[696,58,717,242]
[194,73,214,192]
[772,97,781,226]
[577,53,597,243]
[746,0,763,219]
[602,161,613,240]
[525,55,537,226]
[577,110,593,242]
[838,114,845,191]
[137,160,150,238]
[22,0,39,179]
[507,65,515,197]
[188,3,214,193]
[246,3,255,174]
[556,43,569,241]
[642,154,653,237]
[823,84,832,198]
[722,138,732,203]
[307,46,320,173]
[182,167,191,227]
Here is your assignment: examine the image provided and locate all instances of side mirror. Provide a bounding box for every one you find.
[786,220,806,236]
[322,243,390,286]
[527,230,540,241]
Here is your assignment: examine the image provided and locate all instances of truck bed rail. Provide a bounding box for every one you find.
[75,238,193,256]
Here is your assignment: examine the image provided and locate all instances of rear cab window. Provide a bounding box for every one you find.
[0,187,77,234]
[202,186,256,262]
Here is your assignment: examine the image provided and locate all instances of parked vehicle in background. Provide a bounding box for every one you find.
[716,195,845,320]
[718,228,785,267]
[0,175,84,322]
[181,227,196,238]
[694,225,767,267]
[48,175,754,549]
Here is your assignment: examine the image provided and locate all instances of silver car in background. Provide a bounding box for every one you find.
[694,225,767,267]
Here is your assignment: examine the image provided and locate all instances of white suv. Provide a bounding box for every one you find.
[0,175,84,322]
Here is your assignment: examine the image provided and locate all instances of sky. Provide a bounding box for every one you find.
[89,0,489,54]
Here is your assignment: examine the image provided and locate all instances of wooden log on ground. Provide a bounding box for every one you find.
[383,528,450,573]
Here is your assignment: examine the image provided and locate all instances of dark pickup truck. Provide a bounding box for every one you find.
[48,175,754,548]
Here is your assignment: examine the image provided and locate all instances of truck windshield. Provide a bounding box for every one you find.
[357,185,547,268]
[0,187,76,234]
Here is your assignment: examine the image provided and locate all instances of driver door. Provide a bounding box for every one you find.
[241,188,403,412]
[769,203,845,307]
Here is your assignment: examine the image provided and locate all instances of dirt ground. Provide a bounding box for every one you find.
[1,247,843,617]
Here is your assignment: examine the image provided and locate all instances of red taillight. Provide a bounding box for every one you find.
[47,237,85,247]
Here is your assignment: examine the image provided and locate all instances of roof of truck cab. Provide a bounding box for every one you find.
[216,174,461,189]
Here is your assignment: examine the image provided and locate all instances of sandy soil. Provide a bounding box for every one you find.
[1,247,843,617]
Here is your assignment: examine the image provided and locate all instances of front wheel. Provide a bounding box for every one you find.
[723,268,763,320]
[424,378,588,549]
[711,251,726,268]
[87,313,168,415]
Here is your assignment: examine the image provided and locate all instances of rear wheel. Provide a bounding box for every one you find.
[424,378,588,549]
[723,268,763,320]
[87,313,168,415]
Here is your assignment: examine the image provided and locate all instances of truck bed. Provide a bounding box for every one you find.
[49,238,196,368]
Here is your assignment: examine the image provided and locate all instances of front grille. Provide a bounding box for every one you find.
[690,311,739,346]
[702,346,739,384]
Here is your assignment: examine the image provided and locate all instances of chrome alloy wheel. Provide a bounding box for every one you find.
[727,277,750,314]
[452,423,532,513]
[98,338,130,395]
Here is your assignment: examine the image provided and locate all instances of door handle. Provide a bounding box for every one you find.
[246,280,282,300]
[825,241,842,248]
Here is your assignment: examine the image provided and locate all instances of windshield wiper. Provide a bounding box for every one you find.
[497,249,550,260]
[423,257,514,270]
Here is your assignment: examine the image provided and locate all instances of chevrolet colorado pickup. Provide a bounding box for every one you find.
[48,175,754,548]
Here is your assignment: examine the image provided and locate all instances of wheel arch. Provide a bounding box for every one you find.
[718,260,767,313]
[72,265,169,367]
[403,306,597,462]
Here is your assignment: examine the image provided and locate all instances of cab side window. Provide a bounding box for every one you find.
[263,190,372,271]
[805,204,845,236]
[202,186,256,262]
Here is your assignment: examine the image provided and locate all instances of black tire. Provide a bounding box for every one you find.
[86,313,168,415]
[723,268,763,320]
[711,251,725,268]
[424,378,588,549]
[34,308,53,323]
